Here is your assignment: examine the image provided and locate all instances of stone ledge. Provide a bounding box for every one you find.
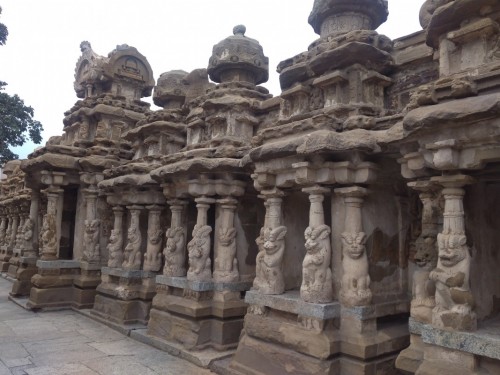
[102,267,157,279]
[36,259,81,269]
[341,299,410,320]
[419,317,500,361]
[19,256,37,265]
[80,261,103,271]
[245,290,340,320]
[156,275,252,292]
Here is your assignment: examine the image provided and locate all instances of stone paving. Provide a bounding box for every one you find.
[0,278,214,375]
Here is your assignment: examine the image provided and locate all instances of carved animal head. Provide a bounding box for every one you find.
[23,218,34,231]
[341,232,367,259]
[108,229,119,244]
[85,219,100,234]
[304,225,330,253]
[414,235,437,269]
[437,233,468,267]
[219,227,236,245]
[263,226,287,254]
[148,228,163,244]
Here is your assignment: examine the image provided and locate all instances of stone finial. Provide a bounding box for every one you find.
[207,25,269,85]
[308,0,389,38]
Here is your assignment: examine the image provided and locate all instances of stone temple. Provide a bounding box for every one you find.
[1,0,500,373]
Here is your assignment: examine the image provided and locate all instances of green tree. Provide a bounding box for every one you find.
[0,6,43,165]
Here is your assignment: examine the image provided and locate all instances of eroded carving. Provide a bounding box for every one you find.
[83,219,100,262]
[187,224,212,281]
[252,226,287,295]
[107,229,124,268]
[41,214,57,260]
[214,227,239,282]
[300,225,333,303]
[163,227,186,276]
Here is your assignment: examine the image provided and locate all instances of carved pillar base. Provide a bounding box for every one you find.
[145,276,250,351]
[72,262,102,309]
[27,260,81,310]
[92,267,157,325]
[9,256,38,297]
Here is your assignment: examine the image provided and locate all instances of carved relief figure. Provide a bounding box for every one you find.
[214,227,239,282]
[22,218,34,254]
[123,224,142,270]
[107,229,123,268]
[187,224,212,281]
[41,214,57,259]
[163,227,186,277]
[301,225,333,303]
[143,226,163,272]
[430,233,476,330]
[340,232,372,306]
[0,219,6,247]
[411,236,437,323]
[83,219,100,262]
[252,226,287,295]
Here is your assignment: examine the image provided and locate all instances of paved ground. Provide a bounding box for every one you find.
[0,278,214,375]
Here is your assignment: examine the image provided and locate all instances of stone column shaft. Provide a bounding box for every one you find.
[123,206,143,270]
[163,200,188,277]
[301,186,333,303]
[143,205,164,272]
[214,197,239,283]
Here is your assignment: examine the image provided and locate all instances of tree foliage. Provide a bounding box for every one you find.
[0,6,43,165]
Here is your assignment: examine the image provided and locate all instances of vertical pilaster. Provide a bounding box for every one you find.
[123,205,143,270]
[163,199,188,276]
[336,186,371,307]
[430,175,476,331]
[40,187,63,260]
[143,205,163,272]
[301,186,333,303]
[214,197,239,283]
[107,206,124,268]
[187,196,214,282]
[253,189,287,295]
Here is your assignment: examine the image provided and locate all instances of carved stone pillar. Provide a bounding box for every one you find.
[187,196,214,282]
[143,205,164,272]
[300,186,333,303]
[214,197,239,283]
[3,215,12,249]
[23,190,39,258]
[336,186,371,307]
[40,187,63,260]
[0,214,6,247]
[163,199,188,276]
[408,181,440,324]
[430,175,476,331]
[14,215,25,254]
[9,213,19,251]
[252,189,287,295]
[82,189,100,263]
[107,206,124,268]
[123,206,142,270]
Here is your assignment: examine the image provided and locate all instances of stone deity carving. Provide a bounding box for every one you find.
[123,221,142,270]
[107,229,123,268]
[411,236,437,323]
[41,214,57,259]
[301,225,333,303]
[83,219,100,262]
[22,218,34,254]
[163,227,186,277]
[252,226,287,295]
[429,232,475,330]
[214,227,239,282]
[340,232,372,306]
[143,226,163,272]
[0,220,5,247]
[187,224,212,282]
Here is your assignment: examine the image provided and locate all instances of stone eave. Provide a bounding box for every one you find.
[123,120,186,141]
[150,157,244,182]
[21,153,80,174]
[403,92,500,135]
[98,172,157,191]
[249,127,403,163]
[426,0,499,48]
